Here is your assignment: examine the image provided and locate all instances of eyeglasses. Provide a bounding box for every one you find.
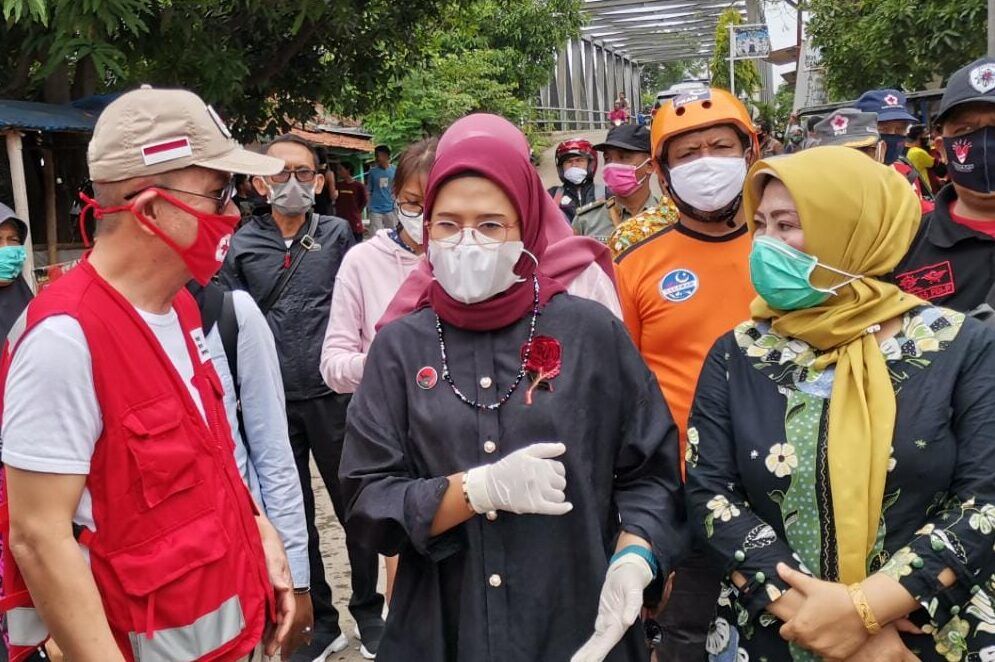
[429,220,513,247]
[396,201,423,219]
[124,177,237,214]
[269,168,318,184]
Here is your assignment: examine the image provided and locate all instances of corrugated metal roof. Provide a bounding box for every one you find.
[581,0,747,63]
[0,99,99,133]
[290,128,374,153]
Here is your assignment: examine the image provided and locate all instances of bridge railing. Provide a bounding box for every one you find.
[526,106,613,131]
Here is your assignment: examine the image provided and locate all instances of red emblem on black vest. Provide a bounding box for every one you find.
[895,261,955,301]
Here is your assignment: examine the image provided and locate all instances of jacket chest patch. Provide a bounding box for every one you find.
[659,268,699,303]
[895,261,955,301]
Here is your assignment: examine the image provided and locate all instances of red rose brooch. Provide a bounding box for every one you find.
[521,336,562,405]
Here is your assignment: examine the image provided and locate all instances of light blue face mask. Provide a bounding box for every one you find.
[749,235,862,311]
[0,245,27,281]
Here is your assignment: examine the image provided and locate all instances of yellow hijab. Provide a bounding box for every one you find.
[744,146,924,584]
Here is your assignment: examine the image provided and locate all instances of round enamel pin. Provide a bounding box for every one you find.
[416,366,438,390]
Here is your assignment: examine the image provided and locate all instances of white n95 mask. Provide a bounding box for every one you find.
[429,231,525,304]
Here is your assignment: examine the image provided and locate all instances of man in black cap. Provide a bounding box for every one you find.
[573,124,659,243]
[891,56,995,311]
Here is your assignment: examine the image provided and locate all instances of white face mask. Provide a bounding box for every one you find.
[399,213,424,244]
[668,156,747,212]
[429,231,525,304]
[562,167,588,185]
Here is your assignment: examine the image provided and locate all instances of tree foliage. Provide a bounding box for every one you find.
[709,8,761,98]
[807,0,986,100]
[0,0,470,139]
[362,0,583,152]
[754,85,795,133]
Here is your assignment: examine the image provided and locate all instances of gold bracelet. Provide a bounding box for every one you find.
[847,583,882,635]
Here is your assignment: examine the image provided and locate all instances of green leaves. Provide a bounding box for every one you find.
[0,0,479,140]
[3,0,48,26]
[808,0,986,100]
[362,0,583,153]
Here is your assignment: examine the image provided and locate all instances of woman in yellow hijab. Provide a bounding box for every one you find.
[686,146,995,662]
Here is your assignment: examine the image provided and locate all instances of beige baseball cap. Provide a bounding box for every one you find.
[87,85,284,182]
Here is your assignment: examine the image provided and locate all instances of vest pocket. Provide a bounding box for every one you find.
[106,509,230,597]
[105,510,245,659]
[123,395,204,510]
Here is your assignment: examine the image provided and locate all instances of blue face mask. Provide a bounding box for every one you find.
[881,134,907,165]
[750,236,862,311]
[0,245,26,281]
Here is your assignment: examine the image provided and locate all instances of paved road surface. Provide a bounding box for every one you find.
[312,460,380,662]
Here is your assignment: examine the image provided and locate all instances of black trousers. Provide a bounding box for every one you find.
[655,553,722,662]
[287,392,385,634]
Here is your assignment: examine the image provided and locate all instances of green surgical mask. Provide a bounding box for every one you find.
[0,245,26,281]
[750,235,862,311]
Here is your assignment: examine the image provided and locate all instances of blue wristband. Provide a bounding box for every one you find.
[611,545,658,579]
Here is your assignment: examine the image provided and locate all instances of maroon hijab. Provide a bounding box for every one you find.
[378,115,615,331]
[418,135,566,331]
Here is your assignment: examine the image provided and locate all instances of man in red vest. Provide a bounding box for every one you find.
[0,86,295,661]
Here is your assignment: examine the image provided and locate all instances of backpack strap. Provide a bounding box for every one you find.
[218,291,239,391]
[898,156,935,202]
[259,212,321,316]
[217,291,246,449]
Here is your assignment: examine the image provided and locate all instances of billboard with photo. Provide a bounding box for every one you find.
[732,24,771,60]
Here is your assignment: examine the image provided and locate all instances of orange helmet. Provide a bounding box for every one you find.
[651,88,759,163]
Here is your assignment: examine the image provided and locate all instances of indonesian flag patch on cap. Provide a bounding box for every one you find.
[141,137,193,166]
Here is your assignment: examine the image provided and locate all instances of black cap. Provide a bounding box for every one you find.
[938,57,995,122]
[593,124,651,154]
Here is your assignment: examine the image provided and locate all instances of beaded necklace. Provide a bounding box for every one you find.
[435,276,540,410]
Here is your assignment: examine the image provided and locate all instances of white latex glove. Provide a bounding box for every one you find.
[464,442,573,515]
[571,553,654,662]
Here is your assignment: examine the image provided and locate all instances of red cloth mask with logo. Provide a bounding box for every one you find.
[80,189,238,284]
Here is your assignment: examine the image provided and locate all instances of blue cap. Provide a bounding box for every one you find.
[855,89,918,123]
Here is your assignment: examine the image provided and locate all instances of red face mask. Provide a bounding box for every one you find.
[80,189,239,285]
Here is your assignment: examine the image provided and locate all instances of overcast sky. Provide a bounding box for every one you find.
[764,0,803,88]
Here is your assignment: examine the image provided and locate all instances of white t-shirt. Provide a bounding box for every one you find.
[1,307,206,535]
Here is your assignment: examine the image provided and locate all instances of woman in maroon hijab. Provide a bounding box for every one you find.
[339,131,686,662]
[377,113,622,328]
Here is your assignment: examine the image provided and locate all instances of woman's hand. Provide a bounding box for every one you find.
[776,563,869,659]
[843,621,921,662]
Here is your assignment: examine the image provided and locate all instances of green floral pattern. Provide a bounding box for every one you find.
[695,305,995,661]
[734,307,966,398]
[768,390,824,579]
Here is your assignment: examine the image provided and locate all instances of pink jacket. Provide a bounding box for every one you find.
[321,230,423,393]
[321,231,622,394]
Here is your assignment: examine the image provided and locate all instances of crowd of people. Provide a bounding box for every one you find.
[0,50,994,662]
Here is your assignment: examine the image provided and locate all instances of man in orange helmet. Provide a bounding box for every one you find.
[614,87,758,660]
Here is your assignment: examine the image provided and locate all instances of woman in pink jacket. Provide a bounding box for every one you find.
[321,138,436,603]
[321,138,436,395]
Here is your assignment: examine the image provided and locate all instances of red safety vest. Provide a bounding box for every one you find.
[0,258,271,661]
